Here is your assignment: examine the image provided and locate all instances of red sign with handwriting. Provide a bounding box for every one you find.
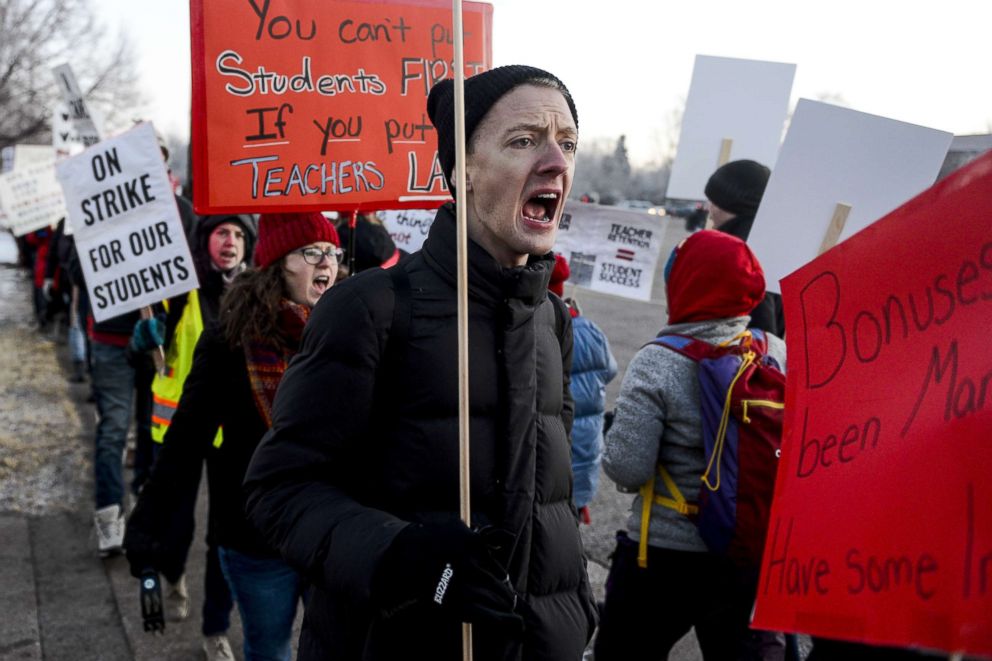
[191,0,492,214]
[752,152,992,657]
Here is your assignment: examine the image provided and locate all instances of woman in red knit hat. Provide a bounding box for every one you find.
[126,212,340,661]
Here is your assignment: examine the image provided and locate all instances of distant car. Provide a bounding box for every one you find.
[663,201,699,218]
[616,200,666,216]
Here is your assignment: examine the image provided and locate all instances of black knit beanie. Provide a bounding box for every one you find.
[427,65,578,195]
[704,159,771,216]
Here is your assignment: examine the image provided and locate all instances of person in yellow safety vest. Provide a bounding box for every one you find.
[148,214,257,446]
[150,289,222,447]
[130,212,256,658]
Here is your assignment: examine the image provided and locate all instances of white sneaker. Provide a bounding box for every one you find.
[202,634,235,661]
[94,505,124,556]
[165,574,190,621]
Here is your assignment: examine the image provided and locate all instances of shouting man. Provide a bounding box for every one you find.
[245,65,597,660]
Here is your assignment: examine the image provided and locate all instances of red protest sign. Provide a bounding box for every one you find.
[190,0,492,214]
[752,152,992,656]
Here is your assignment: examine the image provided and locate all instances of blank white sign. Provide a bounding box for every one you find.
[667,54,795,201]
[748,99,952,293]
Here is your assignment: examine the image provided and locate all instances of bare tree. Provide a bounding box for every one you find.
[0,0,142,150]
[660,100,684,166]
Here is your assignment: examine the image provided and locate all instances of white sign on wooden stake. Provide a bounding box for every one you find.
[56,123,198,322]
[52,64,101,148]
[667,54,796,201]
[747,99,953,293]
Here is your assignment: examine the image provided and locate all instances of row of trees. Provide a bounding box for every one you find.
[0,0,141,151]
[570,135,674,206]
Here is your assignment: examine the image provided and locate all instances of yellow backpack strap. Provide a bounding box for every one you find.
[637,466,701,569]
[701,349,755,492]
[637,477,654,568]
[655,466,698,515]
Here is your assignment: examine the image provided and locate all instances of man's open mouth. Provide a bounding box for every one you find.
[522,192,560,224]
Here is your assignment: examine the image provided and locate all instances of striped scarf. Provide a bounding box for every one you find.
[244,300,309,427]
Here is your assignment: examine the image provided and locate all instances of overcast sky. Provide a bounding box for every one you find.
[93,0,992,166]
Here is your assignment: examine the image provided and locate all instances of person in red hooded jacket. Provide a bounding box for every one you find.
[596,230,786,660]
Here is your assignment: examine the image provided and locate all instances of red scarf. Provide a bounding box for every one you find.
[244,300,309,427]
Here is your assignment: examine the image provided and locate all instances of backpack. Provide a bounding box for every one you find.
[637,329,785,568]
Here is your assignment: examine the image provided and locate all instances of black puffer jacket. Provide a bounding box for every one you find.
[245,204,597,660]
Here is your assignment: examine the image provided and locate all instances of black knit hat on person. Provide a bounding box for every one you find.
[336,218,398,273]
[704,159,771,217]
[426,65,579,195]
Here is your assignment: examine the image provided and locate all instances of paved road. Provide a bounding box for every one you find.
[0,221,709,660]
[577,214,687,573]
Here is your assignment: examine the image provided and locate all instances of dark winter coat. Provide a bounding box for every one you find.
[174,194,198,240]
[124,324,279,582]
[244,204,597,661]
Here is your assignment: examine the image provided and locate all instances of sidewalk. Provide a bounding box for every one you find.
[0,259,252,660]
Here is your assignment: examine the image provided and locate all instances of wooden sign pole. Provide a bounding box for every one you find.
[452,1,473,659]
[718,137,733,166]
[140,306,166,376]
[345,210,358,277]
[818,202,852,255]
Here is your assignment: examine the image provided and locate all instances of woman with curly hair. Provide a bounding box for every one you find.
[125,212,341,661]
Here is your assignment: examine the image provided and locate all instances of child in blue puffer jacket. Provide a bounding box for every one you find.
[549,254,617,523]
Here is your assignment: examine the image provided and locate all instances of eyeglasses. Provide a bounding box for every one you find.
[295,247,343,265]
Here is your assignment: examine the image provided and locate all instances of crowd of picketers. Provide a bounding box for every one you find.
[10,65,946,661]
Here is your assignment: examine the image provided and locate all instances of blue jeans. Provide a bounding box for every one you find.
[68,323,87,363]
[218,547,302,661]
[203,544,234,636]
[90,342,134,509]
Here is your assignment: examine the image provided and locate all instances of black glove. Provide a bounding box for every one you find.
[124,525,161,580]
[373,520,523,633]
